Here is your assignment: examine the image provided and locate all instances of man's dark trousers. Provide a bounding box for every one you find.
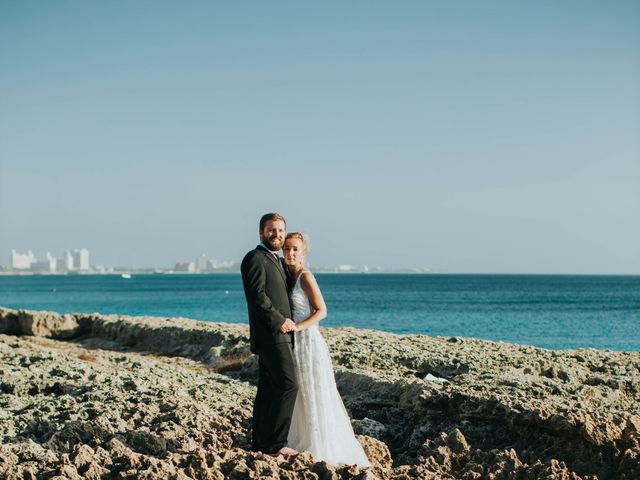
[252,343,298,452]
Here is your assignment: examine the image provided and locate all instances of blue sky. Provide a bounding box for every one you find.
[1,1,639,273]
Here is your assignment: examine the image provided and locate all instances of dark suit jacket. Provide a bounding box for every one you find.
[241,246,293,354]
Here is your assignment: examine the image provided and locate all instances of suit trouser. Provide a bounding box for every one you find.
[252,342,298,453]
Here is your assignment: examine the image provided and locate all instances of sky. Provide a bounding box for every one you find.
[1,1,639,273]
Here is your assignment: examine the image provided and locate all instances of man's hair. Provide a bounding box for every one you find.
[259,213,286,231]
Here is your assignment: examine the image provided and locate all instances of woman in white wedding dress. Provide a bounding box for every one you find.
[282,232,371,467]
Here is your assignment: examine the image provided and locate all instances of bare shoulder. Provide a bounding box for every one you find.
[300,271,326,309]
[299,270,319,289]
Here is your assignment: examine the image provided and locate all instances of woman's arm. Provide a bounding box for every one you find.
[296,271,327,330]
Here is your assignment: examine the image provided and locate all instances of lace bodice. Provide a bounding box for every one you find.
[290,273,313,323]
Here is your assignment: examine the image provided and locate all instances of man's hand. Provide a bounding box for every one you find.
[279,318,297,333]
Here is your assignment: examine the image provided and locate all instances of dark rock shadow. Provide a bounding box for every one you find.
[334,370,630,479]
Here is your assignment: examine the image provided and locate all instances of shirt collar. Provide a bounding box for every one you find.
[257,243,280,258]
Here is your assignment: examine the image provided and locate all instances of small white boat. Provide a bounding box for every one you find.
[121,273,132,279]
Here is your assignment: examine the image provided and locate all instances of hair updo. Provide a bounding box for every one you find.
[285,232,309,254]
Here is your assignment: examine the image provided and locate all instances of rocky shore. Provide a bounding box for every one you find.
[0,306,638,479]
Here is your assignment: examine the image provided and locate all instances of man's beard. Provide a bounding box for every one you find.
[263,236,284,251]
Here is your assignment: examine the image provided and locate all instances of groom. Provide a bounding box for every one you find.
[240,212,299,457]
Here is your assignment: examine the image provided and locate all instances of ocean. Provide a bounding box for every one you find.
[0,274,638,351]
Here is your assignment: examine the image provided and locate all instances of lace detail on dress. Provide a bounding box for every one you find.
[287,273,371,467]
[290,273,312,324]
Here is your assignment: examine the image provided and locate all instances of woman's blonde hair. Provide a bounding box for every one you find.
[285,232,309,254]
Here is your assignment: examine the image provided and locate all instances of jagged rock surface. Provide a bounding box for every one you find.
[0,307,638,479]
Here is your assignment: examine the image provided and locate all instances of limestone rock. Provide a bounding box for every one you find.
[1,306,639,479]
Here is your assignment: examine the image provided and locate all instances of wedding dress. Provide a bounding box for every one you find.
[287,274,371,467]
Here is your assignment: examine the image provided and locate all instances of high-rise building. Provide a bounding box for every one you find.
[72,248,90,271]
[63,251,74,271]
[32,253,57,273]
[47,253,58,272]
[174,262,195,273]
[195,254,208,272]
[10,250,35,270]
[79,248,90,271]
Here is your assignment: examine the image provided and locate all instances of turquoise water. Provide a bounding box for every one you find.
[0,274,638,351]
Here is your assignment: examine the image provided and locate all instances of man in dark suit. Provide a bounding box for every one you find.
[241,212,299,457]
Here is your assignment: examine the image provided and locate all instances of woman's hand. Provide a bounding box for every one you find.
[279,318,297,333]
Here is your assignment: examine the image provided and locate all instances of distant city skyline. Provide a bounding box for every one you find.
[8,248,92,273]
[3,247,417,274]
[1,1,639,274]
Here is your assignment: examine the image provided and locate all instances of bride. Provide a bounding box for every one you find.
[282,232,371,467]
